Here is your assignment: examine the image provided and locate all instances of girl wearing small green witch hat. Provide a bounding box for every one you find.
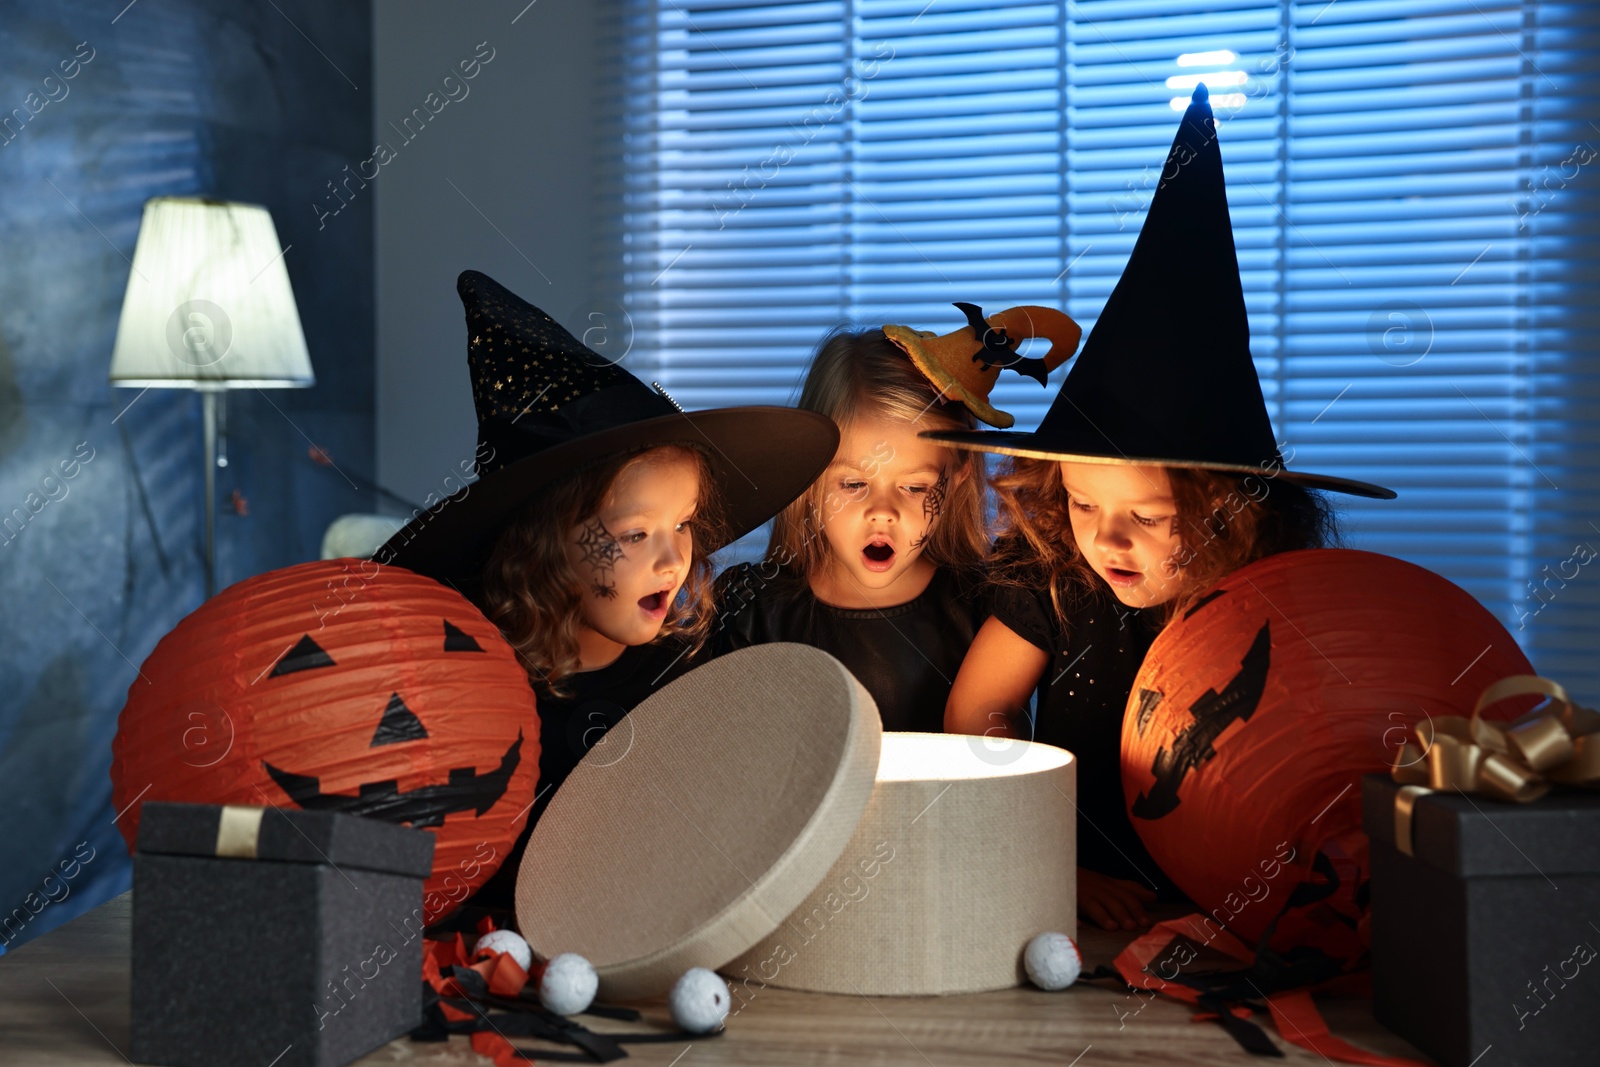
[710,304,1079,734]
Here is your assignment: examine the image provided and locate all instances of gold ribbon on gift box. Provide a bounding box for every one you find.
[1389,675,1600,857]
[214,805,265,859]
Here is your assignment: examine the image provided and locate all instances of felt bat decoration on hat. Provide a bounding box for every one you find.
[954,301,1051,386]
[883,302,1082,429]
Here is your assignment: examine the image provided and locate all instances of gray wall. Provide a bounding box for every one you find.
[375,0,602,509]
[0,0,373,949]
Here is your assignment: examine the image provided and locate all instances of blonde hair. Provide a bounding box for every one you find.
[482,444,725,693]
[766,327,989,576]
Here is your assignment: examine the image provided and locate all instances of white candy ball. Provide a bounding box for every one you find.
[474,929,532,972]
[539,952,599,1015]
[1024,931,1082,991]
[669,967,730,1034]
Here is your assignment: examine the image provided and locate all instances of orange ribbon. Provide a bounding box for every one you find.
[1113,918,1429,1065]
[1390,675,1600,856]
[420,922,534,1067]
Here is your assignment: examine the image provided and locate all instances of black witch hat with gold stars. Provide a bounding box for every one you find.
[378,270,839,589]
[925,85,1394,500]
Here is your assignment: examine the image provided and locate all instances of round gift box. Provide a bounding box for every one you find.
[515,644,882,1000]
[726,732,1077,995]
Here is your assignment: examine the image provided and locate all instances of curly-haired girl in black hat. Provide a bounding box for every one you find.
[381,271,837,911]
[930,86,1392,934]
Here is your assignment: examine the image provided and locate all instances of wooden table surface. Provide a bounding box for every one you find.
[0,893,1429,1065]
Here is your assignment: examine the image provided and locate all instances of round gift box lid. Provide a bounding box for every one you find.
[514,643,883,999]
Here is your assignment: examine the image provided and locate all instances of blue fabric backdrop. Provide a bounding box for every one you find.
[0,0,374,951]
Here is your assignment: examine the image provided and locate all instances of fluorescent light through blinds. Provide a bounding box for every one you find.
[1167,71,1249,89]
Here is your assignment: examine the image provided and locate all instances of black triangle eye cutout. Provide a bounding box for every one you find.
[443,620,485,653]
[270,634,337,677]
[371,692,428,747]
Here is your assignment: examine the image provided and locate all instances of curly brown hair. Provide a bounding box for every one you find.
[991,457,1340,624]
[481,443,725,694]
[766,327,990,578]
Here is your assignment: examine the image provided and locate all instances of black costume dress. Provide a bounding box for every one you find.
[710,563,988,733]
[989,571,1184,899]
[467,635,697,909]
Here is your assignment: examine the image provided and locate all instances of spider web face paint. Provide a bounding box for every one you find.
[909,468,949,551]
[574,516,625,600]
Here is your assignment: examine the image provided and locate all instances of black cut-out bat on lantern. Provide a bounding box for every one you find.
[1131,622,1272,820]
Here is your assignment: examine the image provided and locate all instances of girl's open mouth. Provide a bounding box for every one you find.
[638,589,670,617]
[861,541,896,572]
[1105,566,1141,588]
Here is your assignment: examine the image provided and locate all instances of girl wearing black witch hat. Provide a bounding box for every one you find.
[377,271,837,909]
[932,86,1395,933]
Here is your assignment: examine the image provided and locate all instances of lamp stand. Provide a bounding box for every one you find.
[200,387,221,599]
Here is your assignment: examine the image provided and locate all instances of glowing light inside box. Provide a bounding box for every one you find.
[1177,50,1235,67]
[1172,92,1247,111]
[1167,70,1247,90]
[875,732,1073,782]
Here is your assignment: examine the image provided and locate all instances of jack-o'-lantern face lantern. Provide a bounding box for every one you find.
[257,628,523,826]
[112,560,540,922]
[1122,549,1534,979]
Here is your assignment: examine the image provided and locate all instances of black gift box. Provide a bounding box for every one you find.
[132,802,434,1067]
[1363,775,1600,1067]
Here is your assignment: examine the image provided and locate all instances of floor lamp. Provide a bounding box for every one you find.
[109,197,314,599]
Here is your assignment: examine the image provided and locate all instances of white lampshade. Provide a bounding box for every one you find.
[109,197,313,389]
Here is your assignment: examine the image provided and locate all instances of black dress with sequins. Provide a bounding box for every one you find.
[989,573,1184,899]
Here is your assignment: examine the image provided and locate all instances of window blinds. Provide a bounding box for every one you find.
[596,0,1600,701]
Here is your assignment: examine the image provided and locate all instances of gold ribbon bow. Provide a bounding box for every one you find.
[1389,675,1600,856]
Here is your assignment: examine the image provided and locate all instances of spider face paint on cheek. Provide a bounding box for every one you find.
[909,468,948,551]
[574,515,625,600]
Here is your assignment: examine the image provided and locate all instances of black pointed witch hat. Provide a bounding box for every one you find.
[925,85,1394,500]
[377,271,839,589]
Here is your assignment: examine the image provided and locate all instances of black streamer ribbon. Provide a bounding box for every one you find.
[1195,994,1283,1057]
[412,972,723,1064]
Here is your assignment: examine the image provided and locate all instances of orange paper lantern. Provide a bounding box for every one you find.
[111,560,539,922]
[1122,549,1534,974]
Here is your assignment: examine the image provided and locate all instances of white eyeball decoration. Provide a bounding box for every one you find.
[538,952,599,1016]
[1024,931,1082,991]
[474,929,533,972]
[669,967,731,1034]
